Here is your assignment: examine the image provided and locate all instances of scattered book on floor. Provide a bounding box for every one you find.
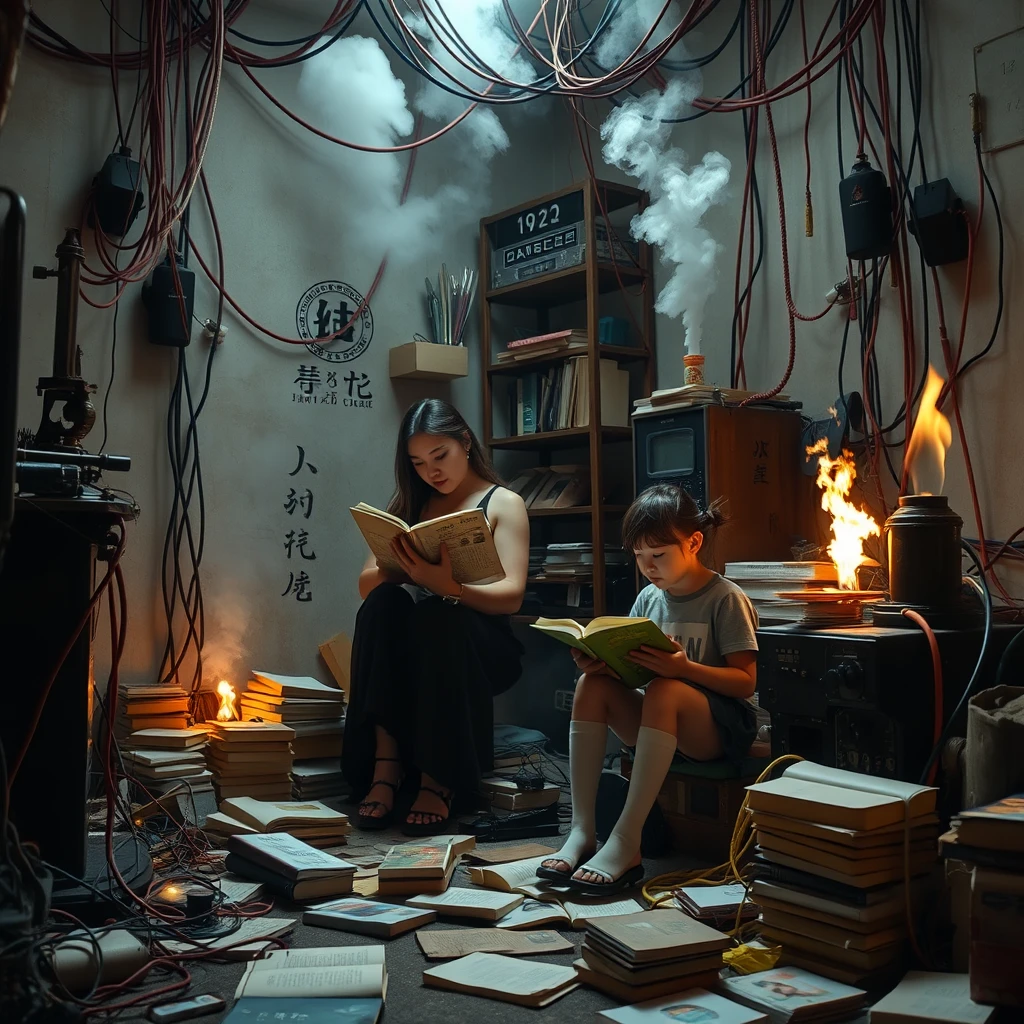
[376,839,471,896]
[407,887,524,921]
[422,951,577,1008]
[416,928,572,960]
[225,832,356,902]
[466,853,551,892]
[350,503,506,585]
[463,843,558,866]
[598,990,769,1024]
[496,898,572,930]
[302,897,436,939]
[228,945,386,1024]
[867,970,995,1023]
[720,967,866,1022]
[219,797,350,839]
[530,616,676,689]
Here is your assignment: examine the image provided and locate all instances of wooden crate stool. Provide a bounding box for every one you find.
[623,748,771,864]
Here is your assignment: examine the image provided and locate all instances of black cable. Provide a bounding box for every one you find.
[917,541,992,785]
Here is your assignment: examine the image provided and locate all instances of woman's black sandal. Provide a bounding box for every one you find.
[401,784,453,837]
[355,758,402,830]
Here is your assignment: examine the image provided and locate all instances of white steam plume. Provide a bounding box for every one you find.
[601,78,731,355]
[405,1,536,159]
[298,36,470,266]
[595,0,688,69]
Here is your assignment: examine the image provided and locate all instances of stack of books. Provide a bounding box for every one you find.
[115,685,190,737]
[303,897,437,939]
[225,831,356,902]
[940,792,1024,1008]
[121,725,212,796]
[542,542,629,579]
[204,797,350,849]
[376,839,471,897]
[240,671,345,770]
[206,721,295,802]
[724,562,840,625]
[633,384,792,412]
[675,882,758,929]
[494,328,588,363]
[478,776,560,812]
[575,907,730,1002]
[291,760,346,801]
[720,967,866,1022]
[746,761,939,988]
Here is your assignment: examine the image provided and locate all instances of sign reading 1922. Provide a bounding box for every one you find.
[489,189,585,250]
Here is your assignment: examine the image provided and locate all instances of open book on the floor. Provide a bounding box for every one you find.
[350,503,505,585]
[227,946,387,1024]
[423,951,577,1008]
[530,616,676,689]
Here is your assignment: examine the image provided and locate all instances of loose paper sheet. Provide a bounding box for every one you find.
[416,929,572,959]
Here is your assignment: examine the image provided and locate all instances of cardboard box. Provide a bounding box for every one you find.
[389,341,468,381]
[970,867,1024,1008]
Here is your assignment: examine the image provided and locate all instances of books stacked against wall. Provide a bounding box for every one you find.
[206,721,295,802]
[114,684,190,738]
[504,356,629,436]
[938,792,1024,1009]
[745,761,940,989]
[725,562,840,625]
[122,726,213,797]
[508,465,591,510]
[204,797,350,849]
[224,831,357,903]
[240,671,345,795]
[575,907,730,1003]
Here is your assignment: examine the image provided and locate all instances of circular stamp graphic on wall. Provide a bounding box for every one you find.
[296,280,374,363]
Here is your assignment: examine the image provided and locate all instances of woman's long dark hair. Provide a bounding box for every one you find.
[387,399,502,523]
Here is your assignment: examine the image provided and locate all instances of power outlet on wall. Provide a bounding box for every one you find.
[554,690,574,712]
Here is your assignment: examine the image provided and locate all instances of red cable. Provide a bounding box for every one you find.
[901,608,941,786]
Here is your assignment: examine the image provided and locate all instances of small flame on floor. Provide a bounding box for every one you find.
[216,680,237,721]
[807,438,880,590]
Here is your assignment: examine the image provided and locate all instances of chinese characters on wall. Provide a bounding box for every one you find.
[282,445,318,603]
[291,364,373,409]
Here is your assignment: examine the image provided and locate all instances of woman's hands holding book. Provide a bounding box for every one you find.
[627,640,689,679]
[390,535,460,598]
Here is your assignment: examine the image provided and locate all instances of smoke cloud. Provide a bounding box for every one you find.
[297,35,471,266]
[595,0,688,69]
[600,77,731,355]
[405,1,536,160]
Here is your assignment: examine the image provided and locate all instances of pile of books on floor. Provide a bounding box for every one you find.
[674,882,758,930]
[122,727,212,794]
[746,760,940,988]
[206,721,294,801]
[224,831,356,902]
[291,760,345,801]
[375,838,469,897]
[478,775,560,812]
[725,562,842,626]
[240,671,345,785]
[575,907,730,1002]
[940,791,1024,1008]
[115,684,190,738]
[204,796,350,849]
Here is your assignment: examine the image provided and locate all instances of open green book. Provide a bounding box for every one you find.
[530,617,676,689]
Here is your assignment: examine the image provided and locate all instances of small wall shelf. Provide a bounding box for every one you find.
[389,341,468,381]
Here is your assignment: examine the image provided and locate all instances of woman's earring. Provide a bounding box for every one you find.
[466,449,470,459]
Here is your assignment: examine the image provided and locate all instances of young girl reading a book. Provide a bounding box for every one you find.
[345,399,529,835]
[540,483,758,893]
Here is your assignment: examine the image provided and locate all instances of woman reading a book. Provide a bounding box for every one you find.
[345,399,529,835]
[539,483,759,892]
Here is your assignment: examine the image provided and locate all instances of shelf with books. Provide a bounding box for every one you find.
[481,179,655,618]
[527,504,629,519]
[485,262,645,307]
[487,344,647,375]
[490,425,631,450]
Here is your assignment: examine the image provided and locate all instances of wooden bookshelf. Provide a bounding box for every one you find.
[480,179,656,618]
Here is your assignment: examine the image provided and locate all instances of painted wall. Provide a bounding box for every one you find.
[3,1,559,693]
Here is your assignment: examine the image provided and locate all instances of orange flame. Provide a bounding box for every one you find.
[216,680,237,721]
[905,366,952,495]
[808,438,880,590]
